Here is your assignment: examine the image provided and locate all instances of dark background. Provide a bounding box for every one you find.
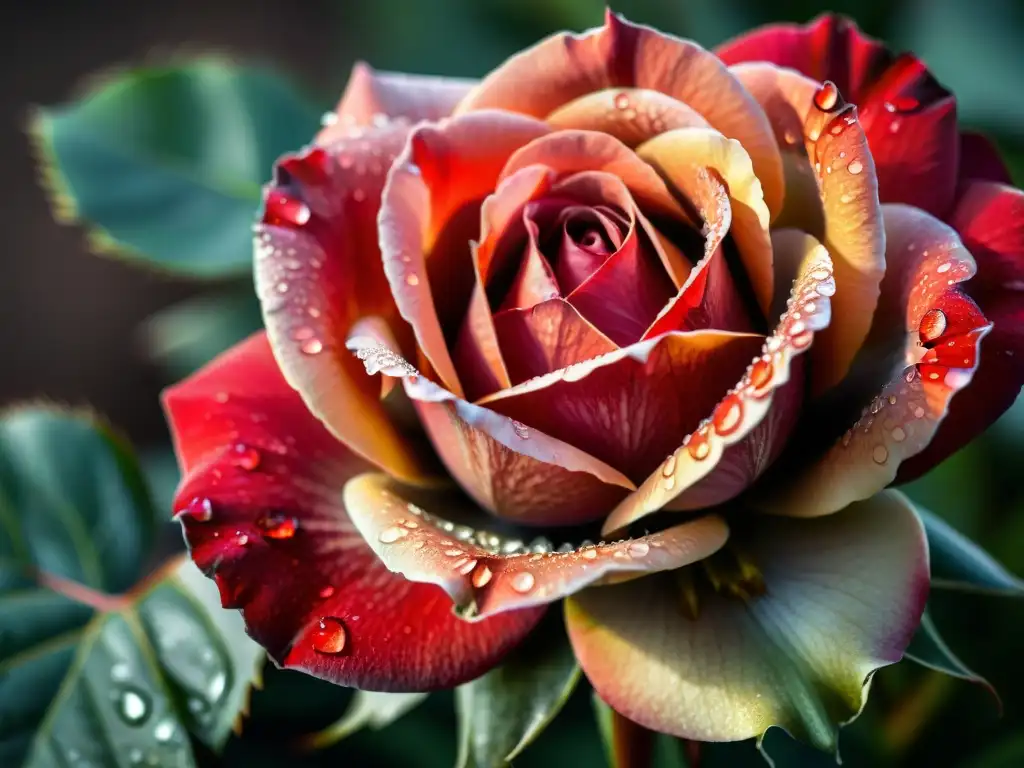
[4,0,1024,766]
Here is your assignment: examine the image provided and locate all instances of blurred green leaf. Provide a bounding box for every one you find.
[31,59,321,278]
[456,615,580,767]
[961,732,1024,768]
[919,509,1024,596]
[592,693,689,768]
[141,288,264,379]
[0,408,262,767]
[904,611,992,691]
[300,690,428,750]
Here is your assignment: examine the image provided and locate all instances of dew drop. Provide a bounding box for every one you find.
[292,326,315,342]
[815,280,837,297]
[457,558,479,576]
[256,512,298,540]
[891,426,907,442]
[614,93,630,110]
[511,420,530,439]
[234,533,250,547]
[300,338,324,355]
[510,572,536,593]
[848,160,864,175]
[231,443,261,471]
[320,111,338,127]
[582,547,599,560]
[919,309,947,343]
[111,662,131,682]
[319,585,335,599]
[687,431,711,461]
[117,687,151,726]
[264,191,311,228]
[872,445,889,464]
[153,718,176,743]
[405,273,420,286]
[472,564,493,588]
[179,497,213,522]
[627,541,650,557]
[914,406,926,419]
[312,617,348,654]
[379,526,408,543]
[814,81,839,111]
[712,395,743,436]
[749,358,774,392]
[662,451,677,478]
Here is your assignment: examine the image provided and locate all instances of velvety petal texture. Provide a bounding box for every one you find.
[163,333,543,691]
[567,491,929,747]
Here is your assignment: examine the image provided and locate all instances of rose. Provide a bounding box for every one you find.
[164,12,1024,749]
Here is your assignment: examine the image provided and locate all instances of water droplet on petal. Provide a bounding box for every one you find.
[153,718,176,743]
[312,617,348,654]
[582,547,599,560]
[891,427,907,442]
[510,572,535,593]
[711,395,743,436]
[264,191,311,228]
[814,81,839,111]
[117,686,151,726]
[319,585,335,599]
[179,497,213,522]
[872,445,889,464]
[405,273,420,286]
[511,420,530,439]
[614,93,630,110]
[919,309,947,343]
[687,431,711,461]
[662,451,677,478]
[749,358,774,392]
[231,444,261,471]
[257,513,298,540]
[627,541,650,557]
[848,160,864,175]
[379,526,408,544]
[300,338,324,355]
[472,564,493,588]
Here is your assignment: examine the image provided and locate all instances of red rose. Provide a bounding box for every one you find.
[164,12,1023,746]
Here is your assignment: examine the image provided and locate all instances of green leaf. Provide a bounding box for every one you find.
[456,616,580,767]
[592,693,689,768]
[139,287,264,378]
[904,610,993,692]
[0,407,263,766]
[31,59,322,278]
[919,509,1024,596]
[300,690,429,750]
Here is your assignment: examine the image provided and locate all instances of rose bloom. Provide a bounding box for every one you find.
[165,12,1023,748]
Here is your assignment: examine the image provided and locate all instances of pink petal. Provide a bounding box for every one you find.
[346,322,635,527]
[344,474,729,620]
[162,333,542,691]
[761,205,989,517]
[458,11,784,217]
[255,126,433,484]
[602,230,835,534]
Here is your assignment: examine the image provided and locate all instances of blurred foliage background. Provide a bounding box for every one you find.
[4,0,1024,766]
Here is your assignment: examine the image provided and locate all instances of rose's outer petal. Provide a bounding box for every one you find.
[162,332,543,691]
[546,88,711,147]
[958,134,1013,187]
[566,490,929,747]
[762,205,989,518]
[493,299,618,384]
[899,182,1024,480]
[479,331,764,485]
[804,87,887,393]
[602,230,834,535]
[346,324,635,527]
[636,127,774,318]
[379,111,551,396]
[344,474,728,620]
[320,62,474,135]
[458,11,784,218]
[255,126,435,484]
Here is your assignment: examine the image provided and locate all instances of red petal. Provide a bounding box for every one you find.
[900,182,1024,480]
[480,330,763,484]
[958,133,1013,187]
[379,111,551,395]
[602,230,835,534]
[255,126,434,484]
[459,11,784,217]
[346,323,635,527]
[344,474,728,620]
[492,299,617,384]
[321,62,474,136]
[162,333,542,691]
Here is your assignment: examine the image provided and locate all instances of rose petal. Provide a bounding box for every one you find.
[762,205,989,517]
[458,11,784,218]
[803,83,887,393]
[255,126,434,484]
[900,182,1024,480]
[479,330,764,485]
[344,473,729,620]
[346,323,635,526]
[566,490,928,746]
[320,62,474,136]
[636,127,774,318]
[497,213,561,310]
[546,88,711,146]
[602,230,835,534]
[379,110,551,395]
[162,332,543,691]
[493,299,617,383]
[958,133,1013,187]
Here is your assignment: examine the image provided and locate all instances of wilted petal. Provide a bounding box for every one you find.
[637,127,774,317]
[603,230,834,534]
[346,322,634,526]
[547,88,710,146]
[458,11,784,217]
[344,474,728,620]
[900,182,1024,479]
[162,333,542,691]
[567,491,928,747]
[379,111,550,395]
[321,62,474,137]
[762,205,989,517]
[480,331,763,484]
[493,299,617,383]
[255,127,434,484]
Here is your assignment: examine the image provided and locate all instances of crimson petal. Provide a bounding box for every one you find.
[163,333,543,691]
